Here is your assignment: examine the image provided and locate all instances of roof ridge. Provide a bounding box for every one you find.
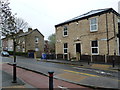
[55,8,116,27]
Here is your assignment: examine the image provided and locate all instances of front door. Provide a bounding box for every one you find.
[76,43,81,60]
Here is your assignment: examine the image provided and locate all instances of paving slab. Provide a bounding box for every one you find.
[2,70,25,88]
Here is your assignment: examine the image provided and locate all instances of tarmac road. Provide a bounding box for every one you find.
[2,56,120,89]
[2,56,119,80]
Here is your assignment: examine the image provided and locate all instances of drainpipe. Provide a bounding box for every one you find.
[105,13,109,63]
[113,13,117,55]
[106,13,109,55]
[113,13,117,67]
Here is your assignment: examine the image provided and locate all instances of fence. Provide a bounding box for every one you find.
[81,55,120,64]
[45,54,120,64]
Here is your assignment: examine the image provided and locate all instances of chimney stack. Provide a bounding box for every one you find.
[18,29,23,34]
[28,28,32,32]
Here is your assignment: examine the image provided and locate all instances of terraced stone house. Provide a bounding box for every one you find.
[55,8,120,63]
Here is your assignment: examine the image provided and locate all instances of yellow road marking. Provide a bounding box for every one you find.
[64,70,99,77]
[64,70,120,82]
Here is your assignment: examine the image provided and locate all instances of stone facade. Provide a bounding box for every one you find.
[2,28,44,57]
[17,28,44,57]
[55,8,120,61]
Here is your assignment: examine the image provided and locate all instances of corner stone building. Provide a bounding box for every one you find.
[55,8,120,63]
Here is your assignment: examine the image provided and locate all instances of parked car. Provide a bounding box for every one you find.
[1,51,9,57]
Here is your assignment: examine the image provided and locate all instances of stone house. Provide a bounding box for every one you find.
[17,28,44,57]
[2,28,44,57]
[2,37,13,51]
[55,8,120,63]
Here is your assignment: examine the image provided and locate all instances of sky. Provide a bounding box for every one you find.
[9,0,120,40]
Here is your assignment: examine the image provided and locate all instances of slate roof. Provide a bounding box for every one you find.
[55,8,120,27]
[18,29,44,37]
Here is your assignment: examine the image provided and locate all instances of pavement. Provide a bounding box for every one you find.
[1,65,36,90]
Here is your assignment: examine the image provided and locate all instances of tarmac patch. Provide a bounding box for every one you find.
[91,64,111,69]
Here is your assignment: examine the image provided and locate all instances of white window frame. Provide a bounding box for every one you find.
[91,40,99,55]
[35,36,39,43]
[90,18,98,32]
[118,18,120,23]
[35,47,39,51]
[63,26,68,37]
[63,43,68,54]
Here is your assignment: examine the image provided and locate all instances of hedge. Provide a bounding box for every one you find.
[8,51,28,57]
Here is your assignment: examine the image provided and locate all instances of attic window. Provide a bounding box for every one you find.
[35,36,39,43]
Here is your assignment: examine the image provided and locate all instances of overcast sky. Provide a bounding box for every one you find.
[9,0,120,40]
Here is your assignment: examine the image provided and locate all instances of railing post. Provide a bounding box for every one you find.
[48,71,54,90]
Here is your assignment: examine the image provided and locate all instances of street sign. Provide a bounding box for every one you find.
[100,38,107,41]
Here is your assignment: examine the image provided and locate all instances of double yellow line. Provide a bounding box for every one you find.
[64,70,100,77]
[64,70,120,82]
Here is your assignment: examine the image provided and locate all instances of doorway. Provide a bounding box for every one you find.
[76,43,81,60]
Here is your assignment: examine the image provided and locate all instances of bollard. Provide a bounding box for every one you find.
[48,71,54,90]
[112,52,116,67]
[12,63,17,83]
[112,57,115,67]
[88,60,90,65]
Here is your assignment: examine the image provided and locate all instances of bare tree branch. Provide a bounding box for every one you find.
[15,17,29,32]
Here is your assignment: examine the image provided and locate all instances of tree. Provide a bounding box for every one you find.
[48,33,56,53]
[0,0,17,83]
[0,0,17,36]
[15,17,29,32]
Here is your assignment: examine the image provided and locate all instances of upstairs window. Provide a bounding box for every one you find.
[90,18,98,32]
[63,26,68,36]
[35,36,39,43]
[91,40,99,55]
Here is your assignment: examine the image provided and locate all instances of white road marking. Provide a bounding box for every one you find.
[73,67,112,76]
[58,85,69,90]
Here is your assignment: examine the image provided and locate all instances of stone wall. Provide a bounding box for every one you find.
[56,12,119,60]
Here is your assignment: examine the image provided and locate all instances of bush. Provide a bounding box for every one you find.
[8,51,14,55]
[8,51,28,57]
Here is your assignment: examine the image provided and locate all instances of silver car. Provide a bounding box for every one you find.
[1,51,9,57]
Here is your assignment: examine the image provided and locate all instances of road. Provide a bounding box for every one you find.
[2,56,120,89]
[2,56,119,79]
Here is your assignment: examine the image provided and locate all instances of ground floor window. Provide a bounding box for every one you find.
[91,40,99,55]
[63,43,68,54]
[63,43,68,59]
